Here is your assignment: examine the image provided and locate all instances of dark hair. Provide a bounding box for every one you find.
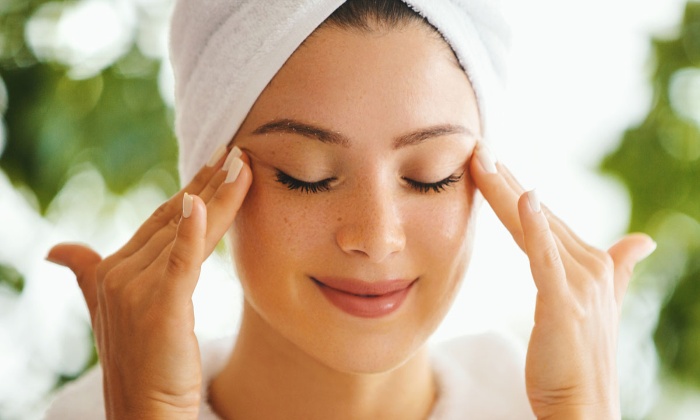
[316,0,459,69]
[322,0,437,35]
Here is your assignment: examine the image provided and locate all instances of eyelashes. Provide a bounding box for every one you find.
[403,173,464,193]
[275,170,463,194]
[275,171,336,194]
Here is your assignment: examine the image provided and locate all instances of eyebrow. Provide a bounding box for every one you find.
[252,118,472,149]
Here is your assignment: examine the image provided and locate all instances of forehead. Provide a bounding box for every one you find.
[242,25,481,138]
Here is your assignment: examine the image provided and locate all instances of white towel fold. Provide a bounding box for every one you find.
[170,0,510,185]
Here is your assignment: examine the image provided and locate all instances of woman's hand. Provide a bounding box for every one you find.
[47,147,252,419]
[470,143,655,420]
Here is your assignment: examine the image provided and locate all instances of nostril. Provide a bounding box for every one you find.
[335,222,406,263]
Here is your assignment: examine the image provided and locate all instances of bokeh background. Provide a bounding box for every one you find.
[1,0,699,418]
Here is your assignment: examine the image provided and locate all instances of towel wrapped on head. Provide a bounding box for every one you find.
[170,0,510,186]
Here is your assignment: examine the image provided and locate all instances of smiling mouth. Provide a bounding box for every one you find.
[312,279,387,298]
[311,277,417,318]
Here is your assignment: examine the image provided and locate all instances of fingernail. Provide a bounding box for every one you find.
[206,144,227,167]
[223,146,243,169]
[225,157,244,183]
[527,189,541,213]
[477,143,498,174]
[639,240,658,261]
[183,193,193,218]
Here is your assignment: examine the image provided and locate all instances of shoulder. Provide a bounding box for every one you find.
[429,332,535,420]
[44,336,234,420]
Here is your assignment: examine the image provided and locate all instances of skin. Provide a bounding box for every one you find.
[210,24,478,420]
[46,20,656,420]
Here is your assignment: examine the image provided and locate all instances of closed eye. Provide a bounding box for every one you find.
[275,170,336,194]
[403,172,464,193]
[275,170,464,194]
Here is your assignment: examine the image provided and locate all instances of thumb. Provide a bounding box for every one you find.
[607,233,657,307]
[47,243,102,315]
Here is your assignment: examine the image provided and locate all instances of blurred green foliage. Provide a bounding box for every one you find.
[1,0,700,414]
[0,0,178,213]
[601,2,700,390]
[0,0,179,407]
[0,262,24,294]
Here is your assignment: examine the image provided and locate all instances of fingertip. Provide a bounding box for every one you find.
[526,189,542,213]
[225,157,244,183]
[45,243,102,274]
[517,189,543,218]
[223,146,243,169]
[608,233,657,265]
[517,190,555,253]
[46,244,67,266]
[225,156,253,189]
[472,142,498,176]
[46,243,82,266]
[179,193,207,231]
[181,193,206,220]
[633,234,657,262]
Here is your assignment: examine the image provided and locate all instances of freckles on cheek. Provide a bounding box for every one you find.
[417,198,471,245]
[240,189,330,258]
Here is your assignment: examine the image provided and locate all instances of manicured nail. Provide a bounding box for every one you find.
[527,189,541,213]
[206,144,227,167]
[225,157,244,183]
[477,143,498,174]
[223,146,243,169]
[183,193,193,218]
[639,240,658,261]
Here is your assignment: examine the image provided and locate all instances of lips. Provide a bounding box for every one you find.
[312,277,417,318]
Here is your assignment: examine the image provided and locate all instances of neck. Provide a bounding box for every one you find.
[209,303,437,420]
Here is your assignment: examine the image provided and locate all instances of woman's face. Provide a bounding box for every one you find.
[229,22,481,373]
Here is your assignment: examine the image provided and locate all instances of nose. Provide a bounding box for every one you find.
[335,186,407,263]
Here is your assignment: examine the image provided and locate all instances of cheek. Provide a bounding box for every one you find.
[407,186,475,256]
[405,185,476,318]
[230,179,330,282]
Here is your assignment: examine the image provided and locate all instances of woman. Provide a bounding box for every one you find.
[45,0,656,418]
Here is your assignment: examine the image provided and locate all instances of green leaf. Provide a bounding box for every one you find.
[0,262,24,294]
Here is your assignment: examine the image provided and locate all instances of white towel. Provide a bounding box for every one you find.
[170,0,510,186]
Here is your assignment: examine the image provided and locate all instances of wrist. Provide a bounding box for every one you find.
[107,406,199,420]
[104,381,202,420]
[106,391,201,420]
[537,404,619,420]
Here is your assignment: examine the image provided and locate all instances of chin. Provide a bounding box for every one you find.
[312,336,429,375]
[291,312,440,376]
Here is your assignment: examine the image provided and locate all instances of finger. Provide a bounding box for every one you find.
[472,143,602,269]
[518,190,567,297]
[199,147,244,204]
[607,233,656,307]
[498,164,604,269]
[115,144,232,259]
[202,152,252,256]
[124,166,231,273]
[47,243,102,316]
[501,162,601,254]
[470,143,525,249]
[131,150,251,275]
[161,193,207,299]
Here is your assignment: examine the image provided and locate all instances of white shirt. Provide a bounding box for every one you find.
[45,332,535,419]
